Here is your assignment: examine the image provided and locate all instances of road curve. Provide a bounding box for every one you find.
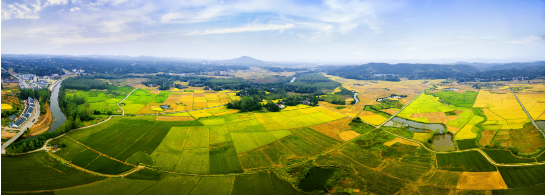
[118,88,138,116]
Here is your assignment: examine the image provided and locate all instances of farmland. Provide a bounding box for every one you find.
[2,76,545,195]
[121,89,238,115]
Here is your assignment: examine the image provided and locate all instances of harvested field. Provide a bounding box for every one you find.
[310,117,352,140]
[456,172,508,190]
[410,112,448,123]
[491,122,545,153]
[424,170,462,188]
[447,126,460,134]
[381,108,399,115]
[479,130,495,146]
[156,116,194,121]
[338,130,360,141]
[29,104,53,135]
[383,137,420,147]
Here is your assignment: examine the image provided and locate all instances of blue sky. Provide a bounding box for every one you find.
[1,0,544,63]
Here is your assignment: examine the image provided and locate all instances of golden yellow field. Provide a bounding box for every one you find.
[310,117,353,140]
[357,111,388,126]
[338,130,360,141]
[1,104,13,110]
[473,90,530,130]
[188,106,239,119]
[514,90,545,120]
[456,172,508,190]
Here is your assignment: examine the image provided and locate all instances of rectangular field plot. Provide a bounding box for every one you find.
[436,151,497,172]
[85,156,135,175]
[230,132,259,154]
[139,175,200,195]
[210,142,244,174]
[238,149,273,170]
[1,155,106,192]
[55,178,158,195]
[183,126,210,150]
[482,149,537,164]
[280,133,324,157]
[188,176,234,195]
[498,165,545,188]
[174,148,210,174]
[456,139,479,150]
[150,127,190,170]
[261,142,296,166]
[250,131,278,146]
[231,172,274,195]
[209,125,232,144]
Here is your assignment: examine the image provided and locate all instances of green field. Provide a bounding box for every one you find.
[124,169,163,180]
[1,155,105,192]
[55,178,158,195]
[436,151,497,172]
[456,139,479,150]
[121,89,172,114]
[498,165,545,188]
[231,172,275,195]
[432,90,478,108]
[482,149,538,164]
[65,86,133,115]
[85,156,135,175]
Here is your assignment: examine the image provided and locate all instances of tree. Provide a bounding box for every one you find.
[24,128,30,136]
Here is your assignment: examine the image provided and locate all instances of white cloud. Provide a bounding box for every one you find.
[70,7,80,12]
[47,0,68,5]
[2,1,43,20]
[509,36,545,45]
[49,34,144,44]
[187,23,294,35]
[407,46,418,51]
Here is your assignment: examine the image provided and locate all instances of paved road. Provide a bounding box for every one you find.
[508,84,544,136]
[1,98,40,154]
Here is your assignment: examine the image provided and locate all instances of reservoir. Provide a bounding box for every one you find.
[431,134,455,152]
[390,117,446,133]
[22,82,66,140]
[298,167,335,192]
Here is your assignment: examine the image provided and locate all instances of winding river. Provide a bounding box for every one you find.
[22,82,66,140]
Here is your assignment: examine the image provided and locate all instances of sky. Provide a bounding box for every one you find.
[1,0,544,63]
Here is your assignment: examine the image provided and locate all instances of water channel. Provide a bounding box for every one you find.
[390,117,446,133]
[353,91,359,104]
[22,82,66,140]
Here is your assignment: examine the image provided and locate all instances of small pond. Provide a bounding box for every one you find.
[391,117,446,133]
[537,121,544,131]
[298,167,335,192]
[432,134,455,152]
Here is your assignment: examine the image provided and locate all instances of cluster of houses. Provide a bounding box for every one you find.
[8,97,34,128]
[376,94,407,102]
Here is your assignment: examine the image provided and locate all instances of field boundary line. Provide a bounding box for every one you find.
[507,84,544,136]
[65,136,137,167]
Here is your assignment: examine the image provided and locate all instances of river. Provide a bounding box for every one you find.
[290,77,296,83]
[353,91,359,104]
[22,82,66,140]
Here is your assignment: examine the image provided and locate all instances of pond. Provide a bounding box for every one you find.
[391,117,446,133]
[298,167,335,192]
[22,82,66,141]
[432,134,455,152]
[537,121,544,131]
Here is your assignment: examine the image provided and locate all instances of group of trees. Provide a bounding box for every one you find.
[226,96,262,112]
[330,98,346,105]
[286,73,341,93]
[284,95,319,106]
[63,78,108,90]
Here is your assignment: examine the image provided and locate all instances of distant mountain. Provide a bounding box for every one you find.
[212,56,265,65]
[324,63,480,80]
[454,61,545,71]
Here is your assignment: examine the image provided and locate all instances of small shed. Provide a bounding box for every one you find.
[160,105,170,110]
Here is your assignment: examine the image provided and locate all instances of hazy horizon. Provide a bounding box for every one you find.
[2,0,545,63]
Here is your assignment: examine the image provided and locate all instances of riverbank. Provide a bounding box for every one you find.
[27,104,53,137]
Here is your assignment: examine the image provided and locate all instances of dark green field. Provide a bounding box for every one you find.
[71,149,100,167]
[498,165,545,188]
[85,156,135,175]
[436,151,497,172]
[431,90,478,108]
[482,149,537,164]
[124,169,163,180]
[209,142,244,174]
[1,155,105,192]
[456,139,479,150]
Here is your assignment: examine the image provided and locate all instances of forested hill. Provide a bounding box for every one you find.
[324,63,479,80]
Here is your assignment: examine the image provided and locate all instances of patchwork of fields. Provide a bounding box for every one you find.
[3,78,545,195]
[121,89,240,115]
